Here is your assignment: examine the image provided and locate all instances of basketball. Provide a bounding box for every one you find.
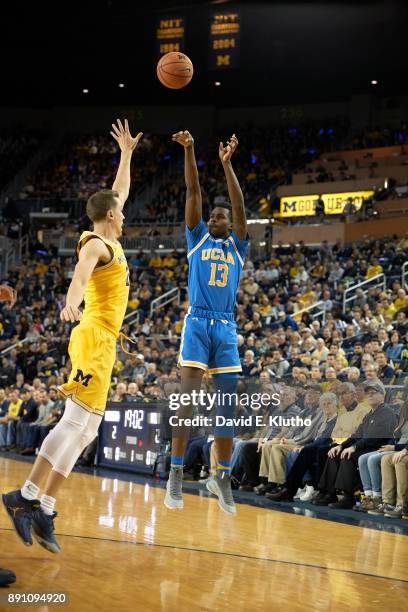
[156,52,193,89]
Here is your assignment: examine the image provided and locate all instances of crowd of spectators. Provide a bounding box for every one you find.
[16,133,171,204]
[1,233,408,487]
[350,123,408,149]
[143,120,350,221]
[5,119,350,222]
[180,375,407,519]
[0,129,45,191]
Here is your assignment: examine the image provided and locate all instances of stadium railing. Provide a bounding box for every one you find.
[342,273,386,313]
[402,261,408,292]
[150,287,180,316]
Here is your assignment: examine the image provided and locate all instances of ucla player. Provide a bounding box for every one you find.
[164,130,248,514]
[3,119,142,553]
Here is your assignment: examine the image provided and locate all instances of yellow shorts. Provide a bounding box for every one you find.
[59,322,117,415]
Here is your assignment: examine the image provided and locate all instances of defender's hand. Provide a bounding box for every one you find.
[0,285,16,305]
[60,304,82,322]
[219,134,238,163]
[111,119,143,153]
[172,130,194,148]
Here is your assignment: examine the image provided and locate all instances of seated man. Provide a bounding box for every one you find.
[267,381,370,501]
[3,389,22,449]
[19,389,55,455]
[313,380,397,509]
[235,385,301,492]
[267,391,340,501]
[255,386,323,495]
[16,389,38,450]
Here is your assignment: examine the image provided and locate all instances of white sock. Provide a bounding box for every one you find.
[373,492,382,498]
[364,490,373,497]
[21,480,40,501]
[40,494,56,515]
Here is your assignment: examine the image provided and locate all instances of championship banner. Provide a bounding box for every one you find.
[279,191,375,217]
[156,15,185,57]
[209,9,240,69]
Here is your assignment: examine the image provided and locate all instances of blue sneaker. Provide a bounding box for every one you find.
[2,490,40,546]
[0,567,16,586]
[32,509,61,554]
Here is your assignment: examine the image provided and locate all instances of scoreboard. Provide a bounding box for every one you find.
[97,401,170,474]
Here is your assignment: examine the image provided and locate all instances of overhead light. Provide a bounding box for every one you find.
[82,88,89,94]
[118,83,125,88]
[371,80,378,85]
[214,81,221,87]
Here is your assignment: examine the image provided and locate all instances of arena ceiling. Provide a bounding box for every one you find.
[2,0,407,107]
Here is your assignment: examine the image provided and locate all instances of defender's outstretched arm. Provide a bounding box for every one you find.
[111,119,143,205]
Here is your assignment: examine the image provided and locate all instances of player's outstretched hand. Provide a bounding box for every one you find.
[219,134,238,163]
[172,130,194,148]
[60,304,82,323]
[0,285,16,306]
[110,119,143,153]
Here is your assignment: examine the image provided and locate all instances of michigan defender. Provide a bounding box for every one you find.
[164,131,248,514]
[3,119,142,553]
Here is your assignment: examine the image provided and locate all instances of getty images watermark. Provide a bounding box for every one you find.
[168,390,312,428]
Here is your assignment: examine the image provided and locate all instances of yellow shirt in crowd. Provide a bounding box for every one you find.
[149,256,163,268]
[8,400,22,417]
[366,265,383,279]
[331,401,371,444]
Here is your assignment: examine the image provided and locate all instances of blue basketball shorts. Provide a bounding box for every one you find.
[178,310,241,374]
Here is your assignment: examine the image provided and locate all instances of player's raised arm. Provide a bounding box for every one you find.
[219,134,247,240]
[172,130,202,230]
[111,119,143,205]
[60,239,110,322]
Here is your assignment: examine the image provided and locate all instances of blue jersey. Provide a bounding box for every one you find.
[186,219,249,315]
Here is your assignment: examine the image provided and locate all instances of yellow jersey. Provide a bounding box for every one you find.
[77,231,129,337]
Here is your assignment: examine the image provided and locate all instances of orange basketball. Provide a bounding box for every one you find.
[156,52,193,89]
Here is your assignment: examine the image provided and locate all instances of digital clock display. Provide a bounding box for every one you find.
[97,401,168,473]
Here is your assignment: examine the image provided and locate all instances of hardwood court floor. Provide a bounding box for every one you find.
[0,459,407,612]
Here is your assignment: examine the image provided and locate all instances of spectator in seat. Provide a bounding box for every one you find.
[267,349,290,380]
[112,382,128,402]
[20,389,55,455]
[376,401,408,518]
[354,402,408,518]
[312,380,396,508]
[386,331,403,361]
[255,386,322,495]
[366,259,383,280]
[125,382,143,402]
[375,351,395,384]
[145,363,159,385]
[0,357,15,387]
[133,354,147,378]
[267,392,340,501]
[321,367,338,391]
[15,388,38,450]
[241,350,259,377]
[363,362,379,383]
[238,385,301,492]
[346,367,361,384]
[2,389,22,449]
